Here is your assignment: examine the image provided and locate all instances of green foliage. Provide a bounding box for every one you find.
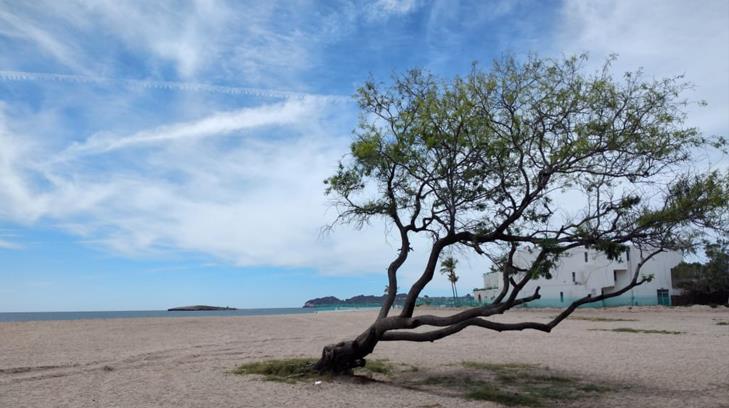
[326,53,728,293]
[439,256,460,302]
[637,172,729,234]
[673,241,729,299]
[439,257,459,284]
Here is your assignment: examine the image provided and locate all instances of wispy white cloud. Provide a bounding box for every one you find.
[0,7,92,75]
[0,0,449,283]
[60,97,326,158]
[0,238,22,250]
[0,70,347,100]
[76,0,232,79]
[366,0,421,20]
[0,1,356,85]
[422,0,530,71]
[0,96,417,276]
[553,0,729,139]
[0,105,50,222]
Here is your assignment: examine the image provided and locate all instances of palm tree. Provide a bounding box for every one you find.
[384,285,399,309]
[440,256,459,306]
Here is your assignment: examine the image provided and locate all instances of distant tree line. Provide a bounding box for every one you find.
[672,241,729,305]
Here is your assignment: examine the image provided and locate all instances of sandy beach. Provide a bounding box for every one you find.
[1,307,728,407]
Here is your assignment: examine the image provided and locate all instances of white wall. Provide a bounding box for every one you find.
[474,246,682,307]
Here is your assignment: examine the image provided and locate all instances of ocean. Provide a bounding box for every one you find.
[0,307,346,322]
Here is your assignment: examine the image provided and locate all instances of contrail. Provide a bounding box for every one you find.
[0,70,351,102]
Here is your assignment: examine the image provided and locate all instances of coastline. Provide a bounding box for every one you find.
[0,307,318,323]
[1,303,722,323]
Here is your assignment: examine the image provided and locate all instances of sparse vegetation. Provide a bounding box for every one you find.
[235,358,615,406]
[591,328,684,335]
[353,359,393,375]
[716,321,729,326]
[233,358,319,383]
[415,361,611,406]
[567,316,639,322]
[234,357,397,383]
[465,384,541,406]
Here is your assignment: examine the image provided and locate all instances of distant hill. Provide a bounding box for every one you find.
[167,305,237,311]
[303,294,476,308]
[303,294,408,308]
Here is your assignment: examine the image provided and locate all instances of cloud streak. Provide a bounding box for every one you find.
[0,70,349,100]
[60,97,332,158]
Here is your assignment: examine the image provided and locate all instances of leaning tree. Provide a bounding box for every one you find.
[315,55,728,373]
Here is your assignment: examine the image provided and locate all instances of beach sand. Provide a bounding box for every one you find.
[1,306,728,407]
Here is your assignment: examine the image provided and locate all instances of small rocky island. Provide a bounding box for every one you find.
[167,305,237,311]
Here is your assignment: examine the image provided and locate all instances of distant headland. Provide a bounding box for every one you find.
[303,294,475,308]
[303,294,407,308]
[167,305,237,311]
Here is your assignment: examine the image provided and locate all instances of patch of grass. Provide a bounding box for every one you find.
[590,327,684,335]
[419,372,606,407]
[577,383,612,393]
[569,316,638,322]
[461,361,575,384]
[421,361,611,407]
[354,359,394,376]
[234,357,399,383]
[421,375,480,387]
[461,361,535,371]
[233,358,319,383]
[234,357,613,406]
[465,384,541,406]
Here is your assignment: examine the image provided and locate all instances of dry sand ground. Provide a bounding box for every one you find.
[1,306,728,408]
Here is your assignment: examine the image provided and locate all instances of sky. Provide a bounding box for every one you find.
[0,0,728,312]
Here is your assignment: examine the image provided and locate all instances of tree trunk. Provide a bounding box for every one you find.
[313,326,379,374]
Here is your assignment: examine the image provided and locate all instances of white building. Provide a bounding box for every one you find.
[473,246,682,307]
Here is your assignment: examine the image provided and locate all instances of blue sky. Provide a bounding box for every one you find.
[1,0,727,312]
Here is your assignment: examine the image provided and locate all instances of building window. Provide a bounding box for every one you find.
[584,252,588,263]
[560,292,564,302]
[625,248,630,261]
[572,272,577,284]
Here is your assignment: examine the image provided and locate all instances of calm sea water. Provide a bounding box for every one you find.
[0,308,331,323]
